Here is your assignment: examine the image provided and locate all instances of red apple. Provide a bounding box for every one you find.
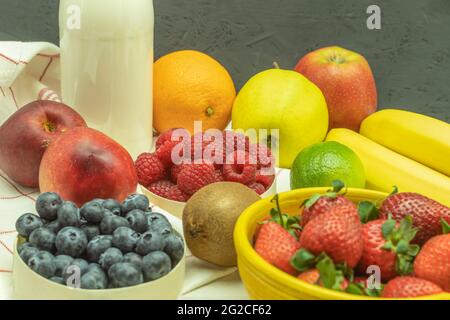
[39,127,138,207]
[0,100,87,187]
[295,46,378,131]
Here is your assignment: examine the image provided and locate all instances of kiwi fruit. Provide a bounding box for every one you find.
[183,182,260,267]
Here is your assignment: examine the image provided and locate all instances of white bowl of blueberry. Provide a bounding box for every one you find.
[13,193,185,300]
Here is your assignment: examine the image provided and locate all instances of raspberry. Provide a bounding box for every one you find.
[135,153,166,187]
[223,162,257,185]
[170,164,187,184]
[223,131,250,154]
[250,143,274,168]
[155,128,189,149]
[247,182,266,195]
[222,150,257,185]
[214,170,224,182]
[147,180,174,197]
[165,186,190,202]
[156,140,187,168]
[255,168,275,189]
[177,163,216,195]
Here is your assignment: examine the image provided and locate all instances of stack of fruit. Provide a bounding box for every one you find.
[135,129,276,202]
[253,182,450,298]
[16,192,184,290]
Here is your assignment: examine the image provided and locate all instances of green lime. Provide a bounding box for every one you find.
[290,141,366,189]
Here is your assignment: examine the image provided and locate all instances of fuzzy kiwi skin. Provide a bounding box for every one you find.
[183,182,261,267]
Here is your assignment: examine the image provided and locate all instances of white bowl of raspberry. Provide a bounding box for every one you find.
[137,129,278,219]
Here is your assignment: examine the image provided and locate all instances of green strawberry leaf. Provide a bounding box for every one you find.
[358,201,379,223]
[389,186,399,196]
[407,244,421,256]
[316,256,337,290]
[442,219,450,235]
[302,194,322,209]
[330,180,346,193]
[346,283,366,296]
[382,220,397,239]
[291,249,317,273]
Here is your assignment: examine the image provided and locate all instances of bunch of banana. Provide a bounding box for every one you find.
[326,109,450,206]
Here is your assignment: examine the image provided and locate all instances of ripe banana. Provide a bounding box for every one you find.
[326,129,450,207]
[360,109,450,176]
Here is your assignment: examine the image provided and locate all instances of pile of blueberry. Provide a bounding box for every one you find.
[15,192,184,290]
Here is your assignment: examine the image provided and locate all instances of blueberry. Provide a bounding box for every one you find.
[45,220,61,234]
[121,194,149,214]
[88,263,104,274]
[99,248,123,271]
[80,200,105,224]
[16,213,44,238]
[54,255,74,277]
[146,213,173,233]
[55,227,88,258]
[57,202,81,228]
[19,245,40,264]
[28,251,56,279]
[81,269,108,290]
[142,251,171,281]
[80,224,100,241]
[123,252,143,270]
[29,227,56,252]
[112,227,140,253]
[86,236,112,262]
[102,199,122,216]
[163,234,184,267]
[125,210,148,233]
[62,259,89,287]
[50,276,65,285]
[108,262,144,288]
[63,258,89,281]
[17,242,33,254]
[100,215,129,235]
[135,231,164,256]
[36,192,62,221]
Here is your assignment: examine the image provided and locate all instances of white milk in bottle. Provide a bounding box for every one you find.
[59,0,154,158]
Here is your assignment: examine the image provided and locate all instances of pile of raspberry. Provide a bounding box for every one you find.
[135,129,276,203]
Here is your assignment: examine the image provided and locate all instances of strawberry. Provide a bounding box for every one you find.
[414,221,450,291]
[381,276,443,298]
[254,195,302,274]
[379,192,450,245]
[357,217,420,282]
[301,180,357,227]
[299,204,363,268]
[255,222,301,275]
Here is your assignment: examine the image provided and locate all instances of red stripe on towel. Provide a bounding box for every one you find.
[9,88,18,109]
[0,173,37,203]
[39,58,53,82]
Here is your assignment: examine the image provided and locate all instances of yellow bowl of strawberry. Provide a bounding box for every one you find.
[234,185,450,300]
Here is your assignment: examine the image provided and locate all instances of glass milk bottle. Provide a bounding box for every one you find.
[59,0,154,158]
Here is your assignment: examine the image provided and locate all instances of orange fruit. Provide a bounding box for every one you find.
[153,50,236,134]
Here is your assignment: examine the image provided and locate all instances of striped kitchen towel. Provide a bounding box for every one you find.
[0,41,60,126]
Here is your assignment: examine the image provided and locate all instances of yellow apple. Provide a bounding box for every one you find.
[232,68,329,168]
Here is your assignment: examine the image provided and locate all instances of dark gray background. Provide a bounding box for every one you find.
[0,0,449,122]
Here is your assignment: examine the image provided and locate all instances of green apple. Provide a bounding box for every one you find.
[232,68,329,168]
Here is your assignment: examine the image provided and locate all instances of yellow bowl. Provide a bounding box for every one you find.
[234,187,450,300]
[13,229,186,300]
[143,180,277,219]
